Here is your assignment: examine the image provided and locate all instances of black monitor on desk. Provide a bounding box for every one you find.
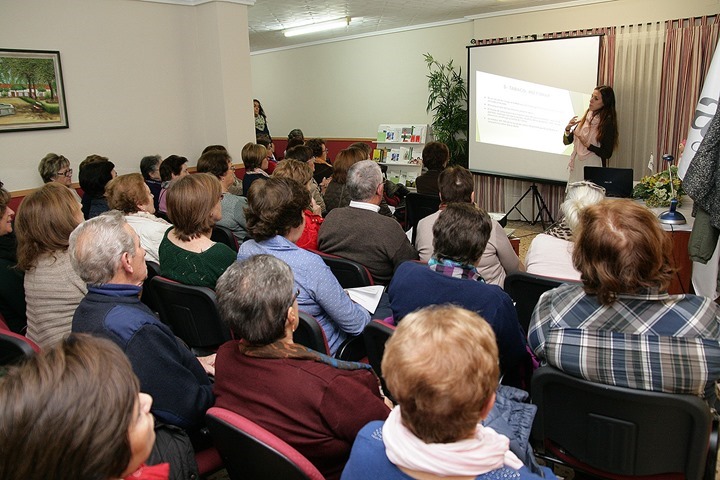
[584,166,634,198]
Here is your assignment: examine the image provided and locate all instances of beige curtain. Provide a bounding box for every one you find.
[611,23,665,179]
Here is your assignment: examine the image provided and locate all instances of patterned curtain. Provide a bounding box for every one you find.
[657,16,719,171]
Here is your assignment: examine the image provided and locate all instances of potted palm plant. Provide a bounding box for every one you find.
[424,53,469,167]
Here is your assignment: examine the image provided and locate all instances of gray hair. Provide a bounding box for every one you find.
[216,254,295,345]
[140,155,161,180]
[69,210,136,286]
[562,181,606,232]
[38,153,70,183]
[347,160,383,202]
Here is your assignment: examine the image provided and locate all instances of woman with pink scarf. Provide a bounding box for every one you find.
[564,85,618,183]
[342,305,556,480]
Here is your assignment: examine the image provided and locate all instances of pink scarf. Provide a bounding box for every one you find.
[382,406,523,477]
[568,110,600,171]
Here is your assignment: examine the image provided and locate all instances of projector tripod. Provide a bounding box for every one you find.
[502,183,554,230]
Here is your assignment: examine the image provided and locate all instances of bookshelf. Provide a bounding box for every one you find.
[373,124,429,190]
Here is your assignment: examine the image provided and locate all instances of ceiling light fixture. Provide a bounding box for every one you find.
[284,17,350,37]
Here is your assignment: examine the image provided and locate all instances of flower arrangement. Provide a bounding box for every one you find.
[632,165,685,208]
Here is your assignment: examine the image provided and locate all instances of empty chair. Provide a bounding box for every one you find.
[311,250,374,288]
[531,365,718,480]
[404,192,441,244]
[363,319,396,400]
[206,406,325,480]
[503,271,572,334]
[149,276,230,355]
[211,225,239,252]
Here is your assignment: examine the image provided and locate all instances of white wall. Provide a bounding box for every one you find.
[250,22,474,140]
[0,0,255,191]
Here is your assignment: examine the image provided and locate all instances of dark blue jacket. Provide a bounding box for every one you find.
[72,284,214,429]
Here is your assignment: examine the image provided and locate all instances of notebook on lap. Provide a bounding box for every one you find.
[583,166,633,198]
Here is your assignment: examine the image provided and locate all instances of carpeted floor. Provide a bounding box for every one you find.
[506,219,545,263]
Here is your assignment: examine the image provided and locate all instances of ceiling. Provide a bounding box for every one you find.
[247,0,610,53]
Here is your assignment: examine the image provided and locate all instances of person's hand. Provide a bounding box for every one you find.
[565,116,579,133]
[198,353,216,376]
[320,176,331,193]
[310,197,322,216]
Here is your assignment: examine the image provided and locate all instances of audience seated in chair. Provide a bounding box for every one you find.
[318,160,418,285]
[196,149,249,245]
[140,154,163,212]
[342,305,556,480]
[525,180,605,281]
[238,177,370,355]
[38,152,82,203]
[285,144,327,215]
[201,145,243,196]
[71,211,215,431]
[272,159,324,251]
[415,166,524,287]
[213,254,391,480]
[157,155,189,216]
[106,173,171,264]
[15,183,87,348]
[529,199,720,407]
[0,334,166,480]
[388,203,529,382]
[414,141,448,196]
[78,156,116,219]
[241,142,270,195]
[307,138,334,187]
[0,182,26,334]
[159,173,236,289]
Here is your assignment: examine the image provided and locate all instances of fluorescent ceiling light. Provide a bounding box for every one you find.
[284,17,350,37]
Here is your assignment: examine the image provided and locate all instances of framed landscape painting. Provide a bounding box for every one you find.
[0,49,69,133]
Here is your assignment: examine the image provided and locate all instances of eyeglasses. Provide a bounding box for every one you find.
[56,169,73,178]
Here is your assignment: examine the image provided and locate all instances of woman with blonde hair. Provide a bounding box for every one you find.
[106,173,171,263]
[343,305,555,480]
[272,159,323,250]
[158,173,236,288]
[0,334,163,480]
[15,183,87,347]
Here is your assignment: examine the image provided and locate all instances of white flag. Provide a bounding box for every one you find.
[678,38,720,179]
[647,153,654,172]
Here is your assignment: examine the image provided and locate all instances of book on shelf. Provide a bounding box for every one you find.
[377,124,428,144]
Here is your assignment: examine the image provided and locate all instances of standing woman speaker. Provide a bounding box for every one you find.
[564,85,618,183]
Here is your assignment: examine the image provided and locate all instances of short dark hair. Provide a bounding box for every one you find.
[256,135,273,149]
[285,138,305,152]
[197,150,231,179]
[0,334,139,479]
[241,143,267,170]
[216,255,295,344]
[139,155,161,180]
[79,160,115,198]
[422,142,450,171]
[159,155,188,182]
[438,166,474,203]
[432,203,491,265]
[201,144,227,155]
[245,177,309,241]
[306,138,325,158]
[332,147,366,184]
[288,128,304,141]
[349,142,372,159]
[285,145,314,163]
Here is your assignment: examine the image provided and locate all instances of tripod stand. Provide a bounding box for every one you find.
[502,183,554,230]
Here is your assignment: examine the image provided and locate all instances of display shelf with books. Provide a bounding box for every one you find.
[373,124,428,190]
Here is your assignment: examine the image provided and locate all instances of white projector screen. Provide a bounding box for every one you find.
[468,36,601,183]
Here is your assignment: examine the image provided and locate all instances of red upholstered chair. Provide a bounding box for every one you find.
[0,317,39,366]
[205,407,325,480]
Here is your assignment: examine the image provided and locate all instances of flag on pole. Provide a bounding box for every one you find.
[678,38,720,179]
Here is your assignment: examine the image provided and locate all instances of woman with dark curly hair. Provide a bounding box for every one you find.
[237,177,370,355]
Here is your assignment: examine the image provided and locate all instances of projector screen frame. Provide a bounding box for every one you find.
[466,35,603,184]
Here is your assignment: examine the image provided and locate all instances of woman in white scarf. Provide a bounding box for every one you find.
[341,305,556,480]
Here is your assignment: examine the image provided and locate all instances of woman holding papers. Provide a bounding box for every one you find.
[564,85,618,183]
[237,176,371,355]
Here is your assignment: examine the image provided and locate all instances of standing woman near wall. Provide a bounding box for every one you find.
[254,98,270,138]
[564,85,618,183]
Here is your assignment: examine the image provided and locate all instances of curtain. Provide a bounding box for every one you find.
[658,16,720,170]
[612,22,665,179]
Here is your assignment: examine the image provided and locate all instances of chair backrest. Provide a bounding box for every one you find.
[405,192,441,244]
[531,365,717,480]
[149,276,230,353]
[363,320,396,400]
[503,272,572,334]
[311,250,373,288]
[293,312,329,355]
[211,225,239,252]
[141,260,161,312]
[205,407,325,480]
[0,331,38,366]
